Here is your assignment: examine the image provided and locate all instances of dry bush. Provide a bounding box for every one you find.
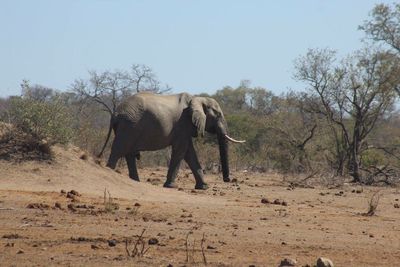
[6,97,73,145]
[0,123,52,162]
[185,230,208,265]
[125,228,150,258]
[363,190,382,216]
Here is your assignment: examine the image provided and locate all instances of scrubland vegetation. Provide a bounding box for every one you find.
[1,3,400,186]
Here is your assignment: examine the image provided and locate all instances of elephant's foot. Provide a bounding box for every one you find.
[163,182,178,189]
[195,183,209,190]
[106,161,117,169]
[223,177,230,182]
[129,177,140,182]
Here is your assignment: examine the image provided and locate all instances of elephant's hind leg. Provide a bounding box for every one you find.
[126,153,140,181]
[107,121,135,169]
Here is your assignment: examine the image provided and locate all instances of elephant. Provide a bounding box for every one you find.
[98,92,245,190]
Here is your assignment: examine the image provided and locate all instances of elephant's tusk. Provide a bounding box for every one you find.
[224,134,246,143]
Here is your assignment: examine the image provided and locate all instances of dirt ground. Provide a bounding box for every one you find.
[1,146,400,267]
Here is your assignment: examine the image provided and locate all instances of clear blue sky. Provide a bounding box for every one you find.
[0,0,393,97]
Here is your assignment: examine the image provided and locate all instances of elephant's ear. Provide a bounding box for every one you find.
[190,97,206,137]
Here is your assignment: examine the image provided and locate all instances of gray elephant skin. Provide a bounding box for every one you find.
[99,92,244,190]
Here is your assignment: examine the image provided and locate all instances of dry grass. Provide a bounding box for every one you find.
[103,188,119,212]
[364,190,382,216]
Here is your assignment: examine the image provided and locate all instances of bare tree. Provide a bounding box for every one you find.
[72,64,171,117]
[360,3,400,96]
[294,48,400,182]
[20,79,56,102]
[360,3,400,52]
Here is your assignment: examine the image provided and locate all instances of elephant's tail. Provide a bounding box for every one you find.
[97,114,116,158]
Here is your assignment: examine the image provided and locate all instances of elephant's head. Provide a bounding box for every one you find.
[189,97,245,182]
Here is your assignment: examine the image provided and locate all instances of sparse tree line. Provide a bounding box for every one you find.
[1,3,400,185]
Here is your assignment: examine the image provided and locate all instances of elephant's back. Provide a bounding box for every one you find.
[116,94,147,123]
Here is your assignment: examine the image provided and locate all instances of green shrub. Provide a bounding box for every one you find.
[6,96,73,145]
[361,149,385,167]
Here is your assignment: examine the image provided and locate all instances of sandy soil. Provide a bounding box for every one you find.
[1,145,400,267]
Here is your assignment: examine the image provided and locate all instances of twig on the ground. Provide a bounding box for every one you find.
[125,228,150,258]
[201,232,207,265]
[0,207,15,210]
[185,231,191,263]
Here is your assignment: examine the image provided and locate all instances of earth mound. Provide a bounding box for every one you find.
[0,123,52,162]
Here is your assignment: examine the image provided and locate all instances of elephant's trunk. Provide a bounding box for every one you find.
[217,133,230,182]
[216,119,230,182]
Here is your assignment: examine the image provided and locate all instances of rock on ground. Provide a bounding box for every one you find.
[316,257,334,267]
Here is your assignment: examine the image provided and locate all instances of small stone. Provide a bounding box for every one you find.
[273,199,282,205]
[17,250,24,254]
[114,255,124,261]
[60,189,66,194]
[67,204,77,212]
[91,244,99,249]
[356,189,363,194]
[316,257,334,267]
[279,257,297,266]
[66,192,75,199]
[148,238,159,245]
[394,203,399,209]
[134,202,141,207]
[231,178,238,183]
[281,201,288,206]
[3,234,21,239]
[69,190,80,196]
[261,198,270,204]
[108,239,117,247]
[207,245,216,249]
[54,202,62,209]
[26,203,50,209]
[75,237,88,242]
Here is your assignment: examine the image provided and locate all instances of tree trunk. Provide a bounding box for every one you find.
[350,123,362,183]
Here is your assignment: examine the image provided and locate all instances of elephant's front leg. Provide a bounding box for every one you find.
[163,144,187,188]
[184,141,208,190]
[126,154,139,181]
